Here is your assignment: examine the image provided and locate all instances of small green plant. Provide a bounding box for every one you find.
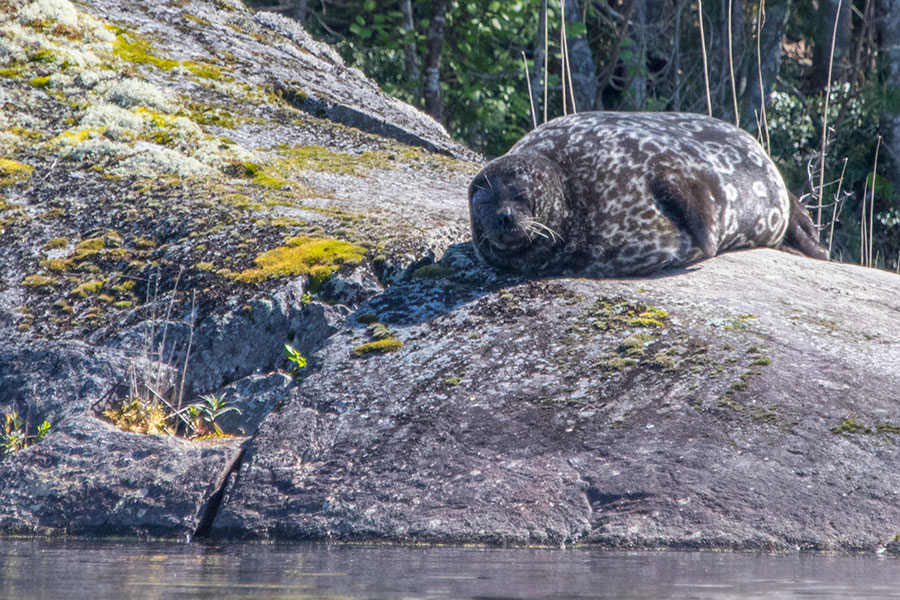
[284,343,307,377]
[187,394,241,437]
[2,412,51,456]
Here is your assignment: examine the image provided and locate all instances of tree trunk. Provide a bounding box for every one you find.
[564,0,598,112]
[741,0,790,130]
[623,0,648,110]
[291,0,308,24]
[399,0,420,99]
[811,0,851,89]
[423,0,448,121]
[878,0,900,188]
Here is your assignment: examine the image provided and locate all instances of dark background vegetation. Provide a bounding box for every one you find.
[245,0,900,271]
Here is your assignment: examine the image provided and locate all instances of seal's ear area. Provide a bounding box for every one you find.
[650,175,719,258]
[781,193,829,260]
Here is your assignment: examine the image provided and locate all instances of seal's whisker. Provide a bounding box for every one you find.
[526,219,564,243]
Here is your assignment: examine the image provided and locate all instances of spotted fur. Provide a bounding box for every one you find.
[468,111,827,276]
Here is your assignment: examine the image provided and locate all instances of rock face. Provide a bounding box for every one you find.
[3,0,900,552]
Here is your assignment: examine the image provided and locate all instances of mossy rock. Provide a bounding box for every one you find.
[352,338,404,357]
[0,159,35,187]
[21,274,57,291]
[233,235,366,286]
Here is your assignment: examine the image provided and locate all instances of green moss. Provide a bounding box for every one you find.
[358,313,379,324]
[411,264,454,279]
[103,230,123,248]
[72,237,105,261]
[27,48,55,63]
[29,75,51,88]
[43,237,69,249]
[21,274,57,290]
[589,299,670,331]
[352,338,403,357]
[195,261,216,271]
[606,356,639,370]
[114,300,134,309]
[233,235,366,286]
[251,171,291,190]
[53,299,74,314]
[625,306,669,328]
[0,159,35,187]
[276,145,393,176]
[71,279,104,298]
[181,13,212,26]
[113,29,179,70]
[619,332,653,357]
[444,377,461,386]
[134,237,156,250]
[111,280,136,294]
[41,258,74,271]
[184,61,223,79]
[832,418,869,435]
[0,66,25,78]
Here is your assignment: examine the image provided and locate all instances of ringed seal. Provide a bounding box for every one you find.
[468,111,827,276]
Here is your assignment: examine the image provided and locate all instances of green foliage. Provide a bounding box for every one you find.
[2,413,51,456]
[284,343,307,377]
[187,394,241,437]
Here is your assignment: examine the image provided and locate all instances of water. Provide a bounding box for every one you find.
[1,538,898,599]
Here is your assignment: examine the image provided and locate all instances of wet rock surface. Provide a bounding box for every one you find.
[2,0,900,552]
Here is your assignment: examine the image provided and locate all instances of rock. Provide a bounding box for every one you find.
[0,416,244,539]
[211,249,900,551]
[3,0,900,553]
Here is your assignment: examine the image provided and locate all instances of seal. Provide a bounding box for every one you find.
[468,111,827,276]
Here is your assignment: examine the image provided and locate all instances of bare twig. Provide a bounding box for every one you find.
[755,0,770,153]
[817,0,844,230]
[697,0,711,116]
[828,157,848,259]
[727,0,739,125]
[869,135,881,266]
[560,0,567,116]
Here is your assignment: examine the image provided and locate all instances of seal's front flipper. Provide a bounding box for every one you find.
[650,175,719,258]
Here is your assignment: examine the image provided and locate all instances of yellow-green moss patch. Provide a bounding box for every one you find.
[0,159,35,187]
[43,237,69,249]
[29,75,51,88]
[72,237,105,261]
[22,274,57,290]
[277,145,392,175]
[233,235,366,285]
[352,338,403,357]
[112,29,179,70]
[103,399,169,435]
[71,279,104,298]
[41,257,74,271]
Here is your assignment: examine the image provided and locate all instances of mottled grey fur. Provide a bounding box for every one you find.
[469,112,827,276]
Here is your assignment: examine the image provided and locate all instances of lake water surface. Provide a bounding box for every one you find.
[1,538,898,599]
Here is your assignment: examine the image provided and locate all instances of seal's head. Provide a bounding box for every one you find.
[468,152,568,271]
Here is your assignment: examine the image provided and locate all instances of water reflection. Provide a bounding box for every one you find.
[0,538,898,599]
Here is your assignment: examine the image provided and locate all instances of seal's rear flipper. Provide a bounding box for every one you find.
[650,175,719,258]
[781,194,829,260]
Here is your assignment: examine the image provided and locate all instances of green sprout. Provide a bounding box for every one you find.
[187,394,241,437]
[284,343,307,377]
[2,412,51,456]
